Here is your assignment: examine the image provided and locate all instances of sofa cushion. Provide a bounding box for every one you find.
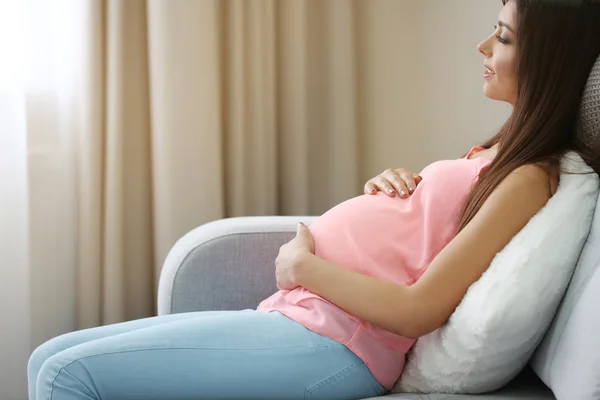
[365,368,554,399]
[530,52,600,400]
[530,195,600,399]
[577,54,600,151]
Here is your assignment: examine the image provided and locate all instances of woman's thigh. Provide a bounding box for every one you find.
[28,310,221,399]
[35,310,386,400]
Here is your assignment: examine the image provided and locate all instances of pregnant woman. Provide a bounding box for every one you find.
[28,1,600,399]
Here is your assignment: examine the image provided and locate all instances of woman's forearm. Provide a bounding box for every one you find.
[293,252,422,338]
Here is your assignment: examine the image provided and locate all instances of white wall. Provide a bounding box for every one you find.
[358,0,512,181]
[416,0,512,164]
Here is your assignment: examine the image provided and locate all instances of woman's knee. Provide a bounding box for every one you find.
[35,351,100,400]
[28,331,83,388]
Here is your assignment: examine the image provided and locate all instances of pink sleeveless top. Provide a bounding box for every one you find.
[257,147,491,389]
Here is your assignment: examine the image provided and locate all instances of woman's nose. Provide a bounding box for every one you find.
[478,38,491,57]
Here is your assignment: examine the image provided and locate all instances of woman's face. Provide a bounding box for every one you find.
[477,1,518,105]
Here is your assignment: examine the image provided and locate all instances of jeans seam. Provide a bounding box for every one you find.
[50,362,96,400]
[304,362,362,399]
[363,363,385,396]
[78,359,101,398]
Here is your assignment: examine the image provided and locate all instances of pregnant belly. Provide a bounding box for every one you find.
[308,193,424,284]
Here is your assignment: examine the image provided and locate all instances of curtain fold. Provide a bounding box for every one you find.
[77,0,106,330]
[147,0,225,283]
[0,5,31,397]
[222,0,279,217]
[102,0,154,325]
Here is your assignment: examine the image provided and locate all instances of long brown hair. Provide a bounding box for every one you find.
[457,0,600,233]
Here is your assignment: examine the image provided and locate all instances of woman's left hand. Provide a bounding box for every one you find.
[275,222,315,290]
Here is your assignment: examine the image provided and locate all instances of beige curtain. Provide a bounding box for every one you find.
[77,0,373,330]
[75,0,361,330]
[0,1,509,397]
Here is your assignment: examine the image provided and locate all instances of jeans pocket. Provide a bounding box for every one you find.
[304,361,386,400]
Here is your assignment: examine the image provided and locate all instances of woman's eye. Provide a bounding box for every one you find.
[496,35,509,44]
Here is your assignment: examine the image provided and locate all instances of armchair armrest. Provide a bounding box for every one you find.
[157,216,318,315]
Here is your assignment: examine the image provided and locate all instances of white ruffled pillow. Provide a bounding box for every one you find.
[393,152,599,394]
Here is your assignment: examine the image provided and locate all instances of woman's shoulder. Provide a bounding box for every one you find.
[501,162,559,199]
[531,160,560,197]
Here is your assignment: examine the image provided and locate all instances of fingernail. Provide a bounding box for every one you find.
[369,188,376,193]
[400,190,407,196]
[387,189,394,194]
[409,186,416,192]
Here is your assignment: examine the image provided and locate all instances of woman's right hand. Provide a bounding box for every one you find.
[364,168,422,198]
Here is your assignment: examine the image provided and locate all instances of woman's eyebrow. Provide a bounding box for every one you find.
[498,20,515,33]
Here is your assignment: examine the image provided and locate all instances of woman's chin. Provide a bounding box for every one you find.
[483,90,515,106]
[483,83,515,105]
[483,83,495,100]
[483,86,504,102]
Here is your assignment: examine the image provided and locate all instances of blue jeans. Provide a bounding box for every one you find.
[28,310,387,399]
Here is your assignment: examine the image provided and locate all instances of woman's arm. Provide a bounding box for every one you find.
[293,164,553,338]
